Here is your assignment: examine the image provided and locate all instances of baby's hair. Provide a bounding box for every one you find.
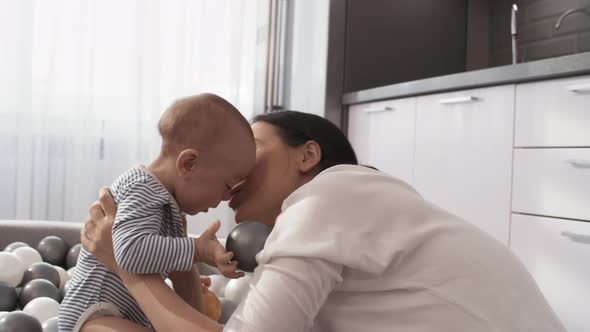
[158,93,252,156]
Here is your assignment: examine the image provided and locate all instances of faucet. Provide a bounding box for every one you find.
[555,7,590,29]
[511,4,518,64]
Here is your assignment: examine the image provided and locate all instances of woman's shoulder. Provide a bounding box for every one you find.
[282,164,419,210]
[258,165,430,273]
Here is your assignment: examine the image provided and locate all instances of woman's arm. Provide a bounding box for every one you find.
[170,214,204,313]
[170,266,204,313]
[118,272,221,332]
[224,256,343,332]
[82,187,222,332]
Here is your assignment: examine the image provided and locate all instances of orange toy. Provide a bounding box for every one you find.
[202,287,222,322]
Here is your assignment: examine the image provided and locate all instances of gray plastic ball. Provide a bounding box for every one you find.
[219,298,239,324]
[225,222,271,273]
[21,263,60,288]
[36,237,69,267]
[3,242,29,253]
[65,244,81,269]
[41,316,58,332]
[19,279,60,307]
[0,311,42,332]
[0,282,18,312]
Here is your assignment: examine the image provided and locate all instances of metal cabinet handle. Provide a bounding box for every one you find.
[566,83,590,93]
[561,231,590,244]
[366,106,395,114]
[567,159,590,169]
[438,96,478,105]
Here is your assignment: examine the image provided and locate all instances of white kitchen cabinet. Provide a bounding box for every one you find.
[414,85,515,245]
[515,75,590,147]
[513,148,590,221]
[511,214,590,332]
[347,98,416,185]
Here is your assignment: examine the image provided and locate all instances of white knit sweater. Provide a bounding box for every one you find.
[224,165,565,332]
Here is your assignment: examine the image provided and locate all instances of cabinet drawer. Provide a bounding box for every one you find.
[414,85,514,244]
[510,214,590,332]
[348,98,416,185]
[515,75,590,147]
[512,148,590,221]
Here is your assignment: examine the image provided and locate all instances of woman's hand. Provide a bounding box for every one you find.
[81,186,120,273]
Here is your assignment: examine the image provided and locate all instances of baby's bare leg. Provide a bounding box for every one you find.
[81,317,153,332]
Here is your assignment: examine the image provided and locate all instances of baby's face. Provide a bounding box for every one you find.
[175,132,255,216]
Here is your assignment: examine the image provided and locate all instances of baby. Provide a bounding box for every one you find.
[59,93,256,331]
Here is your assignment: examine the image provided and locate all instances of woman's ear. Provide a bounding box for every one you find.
[177,149,200,176]
[299,140,322,173]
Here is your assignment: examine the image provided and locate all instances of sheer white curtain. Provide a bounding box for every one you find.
[0,0,260,236]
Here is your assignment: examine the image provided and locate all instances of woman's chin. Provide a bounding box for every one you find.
[232,208,247,224]
[233,207,261,224]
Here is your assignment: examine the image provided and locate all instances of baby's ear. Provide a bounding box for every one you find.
[177,149,200,175]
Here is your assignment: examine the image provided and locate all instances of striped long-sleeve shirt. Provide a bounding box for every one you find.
[59,166,195,331]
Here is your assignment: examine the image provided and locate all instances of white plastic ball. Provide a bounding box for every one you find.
[53,266,69,289]
[60,280,71,299]
[3,242,29,252]
[224,274,252,304]
[67,267,76,278]
[23,297,60,323]
[164,278,173,289]
[42,316,59,332]
[0,252,26,287]
[209,274,229,298]
[12,247,42,268]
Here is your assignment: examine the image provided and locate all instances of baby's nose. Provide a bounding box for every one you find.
[221,190,232,201]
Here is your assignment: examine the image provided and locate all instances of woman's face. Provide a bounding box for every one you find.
[229,122,310,226]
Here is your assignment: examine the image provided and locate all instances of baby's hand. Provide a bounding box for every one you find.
[194,220,245,279]
[200,276,211,293]
[214,247,245,279]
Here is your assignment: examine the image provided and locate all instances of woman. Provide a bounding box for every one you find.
[81,111,565,332]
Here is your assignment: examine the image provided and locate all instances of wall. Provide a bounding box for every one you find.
[490,0,590,65]
[282,0,330,117]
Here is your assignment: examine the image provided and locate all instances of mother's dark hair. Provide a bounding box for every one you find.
[252,110,358,171]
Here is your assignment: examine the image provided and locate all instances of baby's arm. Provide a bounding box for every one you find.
[112,181,195,274]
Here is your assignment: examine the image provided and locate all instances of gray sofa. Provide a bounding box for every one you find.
[0,219,83,250]
[0,219,220,275]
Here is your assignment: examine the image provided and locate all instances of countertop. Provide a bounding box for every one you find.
[342,52,590,105]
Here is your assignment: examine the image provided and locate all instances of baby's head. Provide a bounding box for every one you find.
[158,93,255,215]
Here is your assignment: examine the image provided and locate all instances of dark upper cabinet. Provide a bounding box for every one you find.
[343,0,468,92]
